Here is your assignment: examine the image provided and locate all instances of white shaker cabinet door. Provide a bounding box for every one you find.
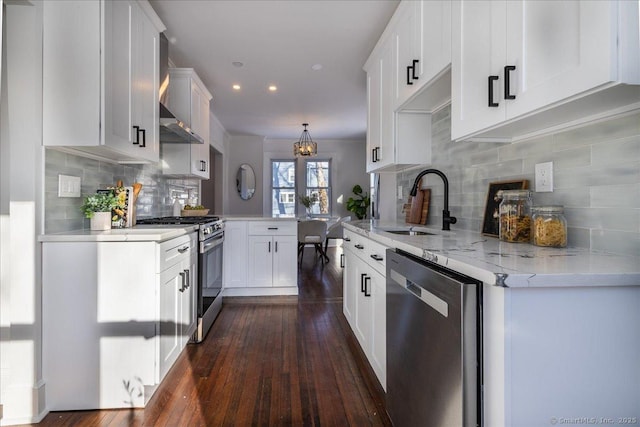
[104,0,159,162]
[158,261,184,381]
[365,37,395,173]
[272,236,297,288]
[451,0,507,141]
[247,236,274,287]
[223,221,248,288]
[504,0,622,120]
[343,249,357,329]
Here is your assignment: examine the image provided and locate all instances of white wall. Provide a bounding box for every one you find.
[225,135,265,215]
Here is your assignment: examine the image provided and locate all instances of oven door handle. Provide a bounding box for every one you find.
[200,234,224,253]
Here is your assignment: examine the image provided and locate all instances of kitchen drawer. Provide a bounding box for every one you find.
[248,221,296,236]
[158,234,192,272]
[344,229,388,277]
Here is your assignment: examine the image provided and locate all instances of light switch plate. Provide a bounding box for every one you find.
[58,174,81,198]
[535,162,553,192]
[397,185,403,200]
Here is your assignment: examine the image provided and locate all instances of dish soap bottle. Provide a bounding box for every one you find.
[172,199,182,217]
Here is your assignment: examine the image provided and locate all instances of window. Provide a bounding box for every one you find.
[271,160,296,217]
[305,160,331,217]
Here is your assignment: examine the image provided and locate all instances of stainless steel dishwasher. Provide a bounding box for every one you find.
[386,248,482,427]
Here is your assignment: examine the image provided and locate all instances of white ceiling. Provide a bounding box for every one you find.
[149,0,399,140]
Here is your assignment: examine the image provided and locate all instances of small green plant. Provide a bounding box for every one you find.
[346,185,370,220]
[81,192,118,219]
[298,193,319,209]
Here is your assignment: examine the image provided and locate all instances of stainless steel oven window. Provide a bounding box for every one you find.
[200,233,223,298]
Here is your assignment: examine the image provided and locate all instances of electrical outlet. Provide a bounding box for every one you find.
[535,162,553,192]
[58,174,81,197]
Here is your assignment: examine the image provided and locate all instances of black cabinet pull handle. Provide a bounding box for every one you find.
[488,75,499,107]
[184,269,190,289]
[354,244,364,250]
[343,237,351,242]
[375,147,380,162]
[267,227,278,230]
[179,272,186,292]
[340,253,344,268]
[199,160,207,172]
[133,126,140,145]
[370,254,383,261]
[360,273,367,292]
[412,59,419,80]
[139,128,146,148]
[275,241,278,252]
[504,65,516,100]
[364,276,371,297]
[268,241,271,253]
[406,65,413,85]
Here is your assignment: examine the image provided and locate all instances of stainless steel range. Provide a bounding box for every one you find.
[137,215,224,343]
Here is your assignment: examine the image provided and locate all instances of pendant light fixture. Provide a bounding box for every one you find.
[293,123,317,157]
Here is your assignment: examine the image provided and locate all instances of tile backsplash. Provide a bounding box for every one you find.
[45,149,200,233]
[395,107,639,255]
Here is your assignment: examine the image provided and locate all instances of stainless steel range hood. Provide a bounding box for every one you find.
[159,33,204,144]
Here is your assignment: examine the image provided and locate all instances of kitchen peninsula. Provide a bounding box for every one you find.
[222,217,299,296]
[343,220,640,427]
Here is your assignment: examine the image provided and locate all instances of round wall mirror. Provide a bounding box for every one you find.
[236,163,256,200]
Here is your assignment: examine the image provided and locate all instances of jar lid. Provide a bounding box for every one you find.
[500,189,531,200]
[532,205,564,213]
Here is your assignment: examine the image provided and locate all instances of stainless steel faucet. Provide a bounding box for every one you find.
[409,169,457,230]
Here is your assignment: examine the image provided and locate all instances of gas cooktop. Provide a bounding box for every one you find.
[136,216,220,225]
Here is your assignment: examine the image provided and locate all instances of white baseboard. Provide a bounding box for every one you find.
[222,287,299,297]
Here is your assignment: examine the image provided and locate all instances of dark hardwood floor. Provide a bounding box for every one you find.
[26,246,391,426]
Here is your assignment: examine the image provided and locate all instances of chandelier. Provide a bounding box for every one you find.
[293,123,317,157]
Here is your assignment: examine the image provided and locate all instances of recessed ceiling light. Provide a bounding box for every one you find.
[311,64,323,71]
[232,61,244,68]
[232,84,241,90]
[268,85,277,92]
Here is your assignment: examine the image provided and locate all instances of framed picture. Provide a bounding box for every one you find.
[482,179,529,236]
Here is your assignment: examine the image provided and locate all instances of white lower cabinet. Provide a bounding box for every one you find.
[158,233,197,380]
[342,229,387,390]
[223,220,298,296]
[42,233,196,410]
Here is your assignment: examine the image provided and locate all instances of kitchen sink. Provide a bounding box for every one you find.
[383,230,436,236]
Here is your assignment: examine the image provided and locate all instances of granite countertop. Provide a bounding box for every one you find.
[38,224,199,243]
[344,220,640,288]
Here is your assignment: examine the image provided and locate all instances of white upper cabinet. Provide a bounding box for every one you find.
[43,0,163,163]
[451,0,640,142]
[364,0,450,173]
[394,0,451,109]
[161,68,212,179]
[366,36,395,172]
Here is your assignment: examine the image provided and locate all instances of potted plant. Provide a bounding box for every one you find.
[81,192,118,231]
[346,185,371,220]
[298,193,319,217]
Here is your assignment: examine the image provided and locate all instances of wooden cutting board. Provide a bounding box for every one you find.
[405,188,431,225]
[408,190,424,224]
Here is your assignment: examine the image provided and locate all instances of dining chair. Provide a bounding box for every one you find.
[324,216,352,255]
[297,220,329,263]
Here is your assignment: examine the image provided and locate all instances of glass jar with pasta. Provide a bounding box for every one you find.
[499,190,532,243]
[532,205,567,248]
